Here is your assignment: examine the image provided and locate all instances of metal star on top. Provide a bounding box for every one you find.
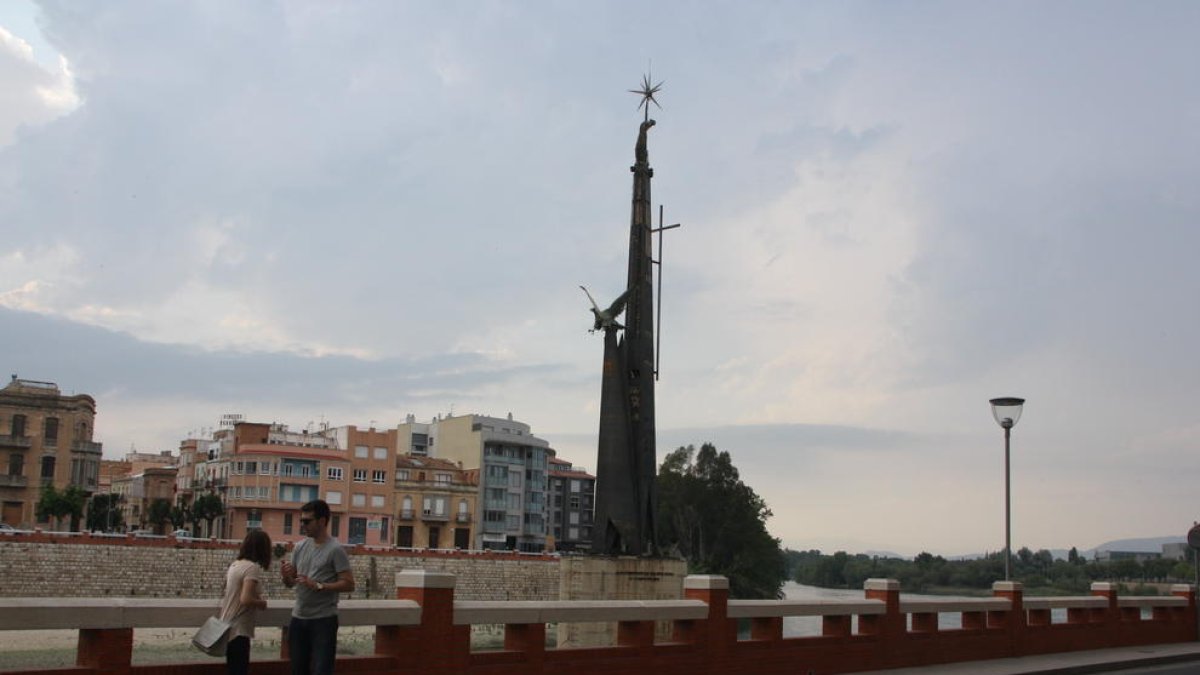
[628,73,664,121]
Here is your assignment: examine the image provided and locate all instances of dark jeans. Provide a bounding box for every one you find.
[288,615,339,675]
[226,635,250,675]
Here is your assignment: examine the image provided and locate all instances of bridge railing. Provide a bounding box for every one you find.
[0,571,1194,675]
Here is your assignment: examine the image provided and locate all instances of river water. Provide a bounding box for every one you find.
[780,581,986,637]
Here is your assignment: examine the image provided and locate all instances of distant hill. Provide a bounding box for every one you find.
[1085,535,1186,557]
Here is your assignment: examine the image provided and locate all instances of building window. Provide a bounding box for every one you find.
[40,456,55,480]
[43,417,58,445]
[380,517,389,543]
[371,495,384,508]
[258,486,269,499]
[570,479,581,493]
[396,469,410,480]
[245,461,257,474]
[434,472,451,485]
[8,453,23,476]
[352,493,366,507]
[234,462,243,475]
[569,527,579,540]
[284,513,293,535]
[11,415,27,437]
[326,491,343,505]
[353,469,367,482]
[259,462,272,475]
[247,510,262,529]
[327,467,343,481]
[569,495,580,509]
[372,470,386,484]
[373,447,387,460]
[331,515,340,537]
[355,445,369,458]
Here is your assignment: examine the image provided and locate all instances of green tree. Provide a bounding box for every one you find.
[657,443,787,599]
[147,498,173,533]
[36,485,87,531]
[86,493,124,532]
[192,493,224,538]
[169,504,190,531]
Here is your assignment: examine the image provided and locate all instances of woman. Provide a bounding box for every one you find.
[220,529,271,675]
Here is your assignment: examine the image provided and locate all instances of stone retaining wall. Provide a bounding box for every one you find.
[0,534,559,601]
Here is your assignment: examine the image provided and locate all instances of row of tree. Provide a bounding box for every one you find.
[788,548,1197,594]
[36,488,225,536]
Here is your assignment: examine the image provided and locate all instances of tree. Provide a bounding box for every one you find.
[657,443,787,599]
[170,504,190,531]
[86,493,124,532]
[147,498,173,533]
[36,485,87,531]
[192,493,224,538]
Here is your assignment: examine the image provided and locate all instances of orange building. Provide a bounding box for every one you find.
[210,421,395,546]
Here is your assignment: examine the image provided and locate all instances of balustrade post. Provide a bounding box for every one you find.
[77,627,133,675]
[682,575,733,670]
[396,568,469,675]
[1091,582,1120,645]
[1170,584,1197,639]
[992,581,1026,656]
[861,578,902,638]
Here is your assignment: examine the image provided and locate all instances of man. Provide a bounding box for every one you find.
[281,499,355,675]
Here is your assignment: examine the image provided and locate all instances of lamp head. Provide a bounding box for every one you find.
[990,397,1025,430]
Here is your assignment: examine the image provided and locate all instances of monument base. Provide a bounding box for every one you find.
[556,555,689,648]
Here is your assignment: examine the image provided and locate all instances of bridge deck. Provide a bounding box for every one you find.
[854,641,1200,674]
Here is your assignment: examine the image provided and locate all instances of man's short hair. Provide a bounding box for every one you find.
[301,499,331,522]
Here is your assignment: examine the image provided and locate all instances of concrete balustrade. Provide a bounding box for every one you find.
[0,573,1194,675]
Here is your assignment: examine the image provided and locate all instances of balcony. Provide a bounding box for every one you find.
[456,513,472,524]
[421,510,449,522]
[398,509,415,520]
[70,440,103,454]
[0,435,32,449]
[0,474,28,488]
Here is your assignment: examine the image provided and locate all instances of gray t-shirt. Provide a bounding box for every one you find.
[290,537,351,619]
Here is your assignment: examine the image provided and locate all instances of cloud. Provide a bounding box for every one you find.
[0,23,79,145]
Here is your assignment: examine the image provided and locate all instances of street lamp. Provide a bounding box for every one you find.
[990,397,1025,581]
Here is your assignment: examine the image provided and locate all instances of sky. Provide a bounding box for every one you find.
[2,1,1198,557]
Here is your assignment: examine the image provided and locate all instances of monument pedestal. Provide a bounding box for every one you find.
[556,555,689,648]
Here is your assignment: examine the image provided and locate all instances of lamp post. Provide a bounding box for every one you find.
[990,397,1025,581]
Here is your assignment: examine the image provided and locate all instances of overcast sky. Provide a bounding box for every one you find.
[2,1,1197,557]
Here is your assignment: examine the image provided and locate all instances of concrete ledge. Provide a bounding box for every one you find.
[1119,596,1188,608]
[683,575,729,590]
[1090,582,1117,592]
[727,599,886,619]
[396,568,456,589]
[900,598,1010,614]
[454,599,708,625]
[992,581,1023,592]
[1170,584,1195,593]
[864,579,900,591]
[0,598,422,630]
[1023,596,1107,610]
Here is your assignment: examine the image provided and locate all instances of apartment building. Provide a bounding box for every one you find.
[397,413,552,552]
[190,421,393,546]
[547,457,596,552]
[0,376,103,528]
[394,455,477,549]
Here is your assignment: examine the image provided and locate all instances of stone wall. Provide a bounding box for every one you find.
[0,534,559,601]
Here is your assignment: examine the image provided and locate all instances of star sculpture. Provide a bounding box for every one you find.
[628,73,664,122]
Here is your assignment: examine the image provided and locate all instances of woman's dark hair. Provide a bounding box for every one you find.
[238,529,273,570]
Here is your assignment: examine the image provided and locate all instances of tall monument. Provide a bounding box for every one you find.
[588,76,665,556]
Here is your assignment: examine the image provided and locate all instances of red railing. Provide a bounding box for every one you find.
[0,572,1194,675]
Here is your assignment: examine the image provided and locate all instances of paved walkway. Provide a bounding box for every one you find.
[853,642,1200,674]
